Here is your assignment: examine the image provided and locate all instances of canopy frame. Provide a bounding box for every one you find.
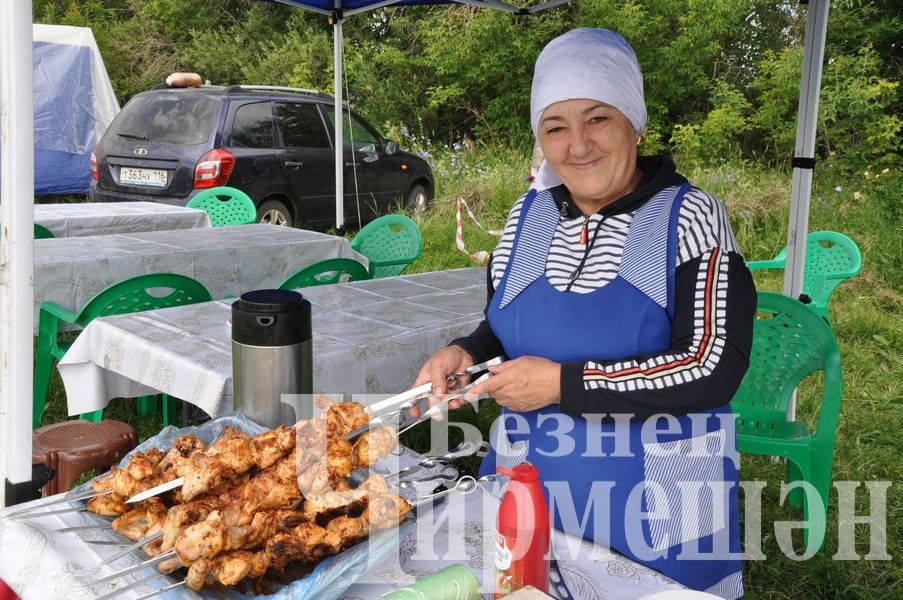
[1,0,36,507]
[1,0,832,505]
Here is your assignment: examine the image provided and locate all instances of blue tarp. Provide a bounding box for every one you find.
[0,25,119,196]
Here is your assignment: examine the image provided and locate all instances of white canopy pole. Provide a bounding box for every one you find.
[1,0,36,507]
[783,0,830,300]
[332,10,345,230]
[783,0,830,422]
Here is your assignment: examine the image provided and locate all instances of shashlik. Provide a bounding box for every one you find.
[82,402,414,594]
[181,492,411,592]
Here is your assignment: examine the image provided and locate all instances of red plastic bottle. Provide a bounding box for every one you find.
[494,463,550,597]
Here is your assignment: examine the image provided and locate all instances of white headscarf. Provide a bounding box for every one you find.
[529,28,646,191]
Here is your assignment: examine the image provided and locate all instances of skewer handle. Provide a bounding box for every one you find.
[93,571,173,600]
[91,529,165,575]
[1,488,111,520]
[132,580,186,600]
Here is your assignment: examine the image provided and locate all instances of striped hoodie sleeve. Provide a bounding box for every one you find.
[559,193,756,419]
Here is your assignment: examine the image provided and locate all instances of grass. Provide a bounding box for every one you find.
[37,144,902,597]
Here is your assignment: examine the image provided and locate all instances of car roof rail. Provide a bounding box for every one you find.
[233,85,322,96]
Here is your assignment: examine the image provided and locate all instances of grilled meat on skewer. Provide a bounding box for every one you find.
[185,551,269,591]
[351,427,398,467]
[86,492,127,516]
[325,402,370,438]
[181,490,411,592]
[111,498,169,541]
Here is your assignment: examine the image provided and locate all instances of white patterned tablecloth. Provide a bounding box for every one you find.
[58,268,487,417]
[343,485,685,600]
[34,202,212,237]
[33,224,364,329]
[0,448,683,600]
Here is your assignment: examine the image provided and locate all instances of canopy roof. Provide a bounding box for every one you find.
[272,0,569,17]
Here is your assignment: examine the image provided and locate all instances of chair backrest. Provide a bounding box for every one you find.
[34,223,55,239]
[350,214,422,278]
[279,258,370,290]
[801,231,862,309]
[74,273,213,327]
[186,186,257,227]
[731,292,843,433]
[749,231,862,316]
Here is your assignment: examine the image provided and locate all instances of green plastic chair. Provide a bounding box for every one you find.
[350,215,422,278]
[186,186,257,227]
[279,258,370,289]
[33,273,212,428]
[748,230,862,321]
[34,224,55,239]
[731,292,843,551]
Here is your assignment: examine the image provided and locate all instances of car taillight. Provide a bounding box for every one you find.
[90,152,99,181]
[193,148,235,189]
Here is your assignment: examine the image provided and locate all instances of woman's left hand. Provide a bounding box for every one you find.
[466,356,561,412]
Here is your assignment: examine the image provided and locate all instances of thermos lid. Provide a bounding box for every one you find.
[236,289,307,313]
[232,289,311,346]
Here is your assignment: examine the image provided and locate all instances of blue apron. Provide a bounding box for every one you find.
[481,186,743,598]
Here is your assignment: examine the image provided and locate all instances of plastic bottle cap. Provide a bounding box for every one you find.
[497,462,538,483]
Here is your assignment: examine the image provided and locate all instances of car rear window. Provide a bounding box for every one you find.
[110,93,218,145]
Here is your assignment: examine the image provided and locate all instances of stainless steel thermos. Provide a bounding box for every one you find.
[231,289,312,427]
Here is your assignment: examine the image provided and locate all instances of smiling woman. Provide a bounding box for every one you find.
[411,28,757,599]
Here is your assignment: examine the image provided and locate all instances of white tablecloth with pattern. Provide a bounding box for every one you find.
[342,483,684,599]
[58,268,487,417]
[34,202,212,237]
[0,446,683,600]
[33,224,364,330]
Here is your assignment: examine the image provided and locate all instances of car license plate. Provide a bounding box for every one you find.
[120,167,168,188]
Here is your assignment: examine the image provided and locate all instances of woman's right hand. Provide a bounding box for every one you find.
[408,345,475,420]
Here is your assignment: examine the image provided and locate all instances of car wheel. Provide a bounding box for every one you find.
[405,183,430,214]
[257,199,293,227]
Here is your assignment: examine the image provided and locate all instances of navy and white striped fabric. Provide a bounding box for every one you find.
[618,185,683,310]
[642,429,727,551]
[498,189,560,308]
[490,186,742,294]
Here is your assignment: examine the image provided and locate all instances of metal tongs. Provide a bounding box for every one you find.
[345,356,503,439]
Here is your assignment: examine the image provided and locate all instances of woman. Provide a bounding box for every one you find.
[412,29,755,598]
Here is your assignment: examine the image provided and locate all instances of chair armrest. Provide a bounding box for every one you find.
[368,257,413,268]
[747,258,785,272]
[39,300,80,324]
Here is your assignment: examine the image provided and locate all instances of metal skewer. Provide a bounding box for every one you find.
[1,488,112,520]
[383,440,480,484]
[85,539,136,546]
[92,529,164,572]
[93,570,173,600]
[58,522,114,533]
[5,505,88,519]
[346,356,504,440]
[396,374,490,438]
[93,550,175,585]
[131,580,186,600]
[443,355,504,391]
[125,477,184,504]
[410,475,479,509]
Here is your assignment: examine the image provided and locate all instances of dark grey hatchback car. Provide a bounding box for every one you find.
[90,85,434,229]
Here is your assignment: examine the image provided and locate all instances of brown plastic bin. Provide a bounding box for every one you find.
[32,420,138,496]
